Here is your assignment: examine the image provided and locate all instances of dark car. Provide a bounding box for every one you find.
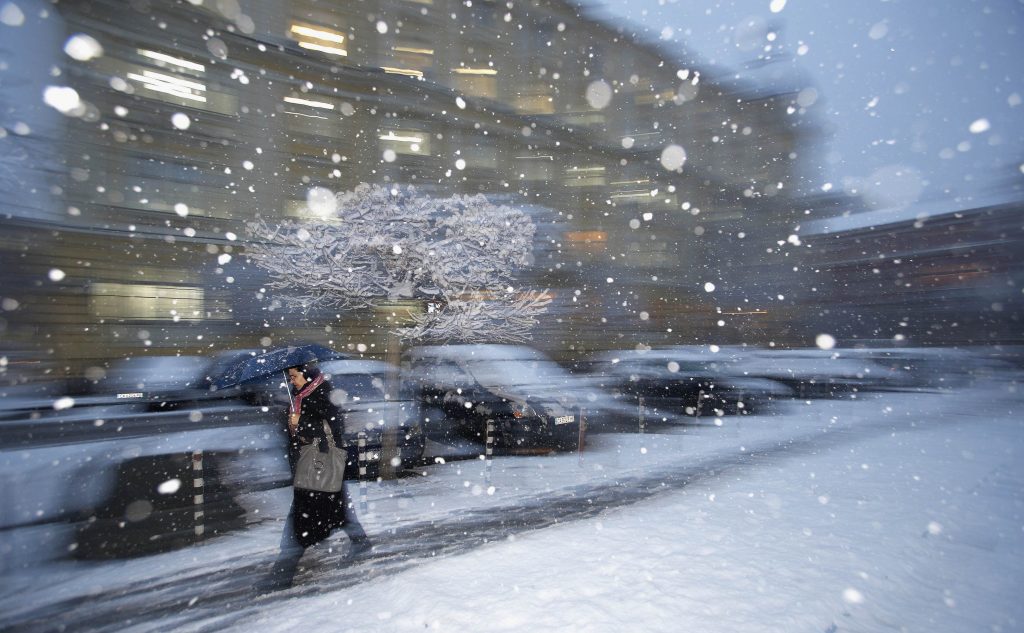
[37,355,214,419]
[588,346,793,421]
[178,353,426,479]
[404,345,583,453]
[313,358,426,478]
[741,348,903,398]
[829,347,1019,391]
[53,356,424,561]
[151,349,282,411]
[0,350,71,422]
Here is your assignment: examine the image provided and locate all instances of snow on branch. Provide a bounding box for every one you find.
[403,290,553,344]
[245,183,548,343]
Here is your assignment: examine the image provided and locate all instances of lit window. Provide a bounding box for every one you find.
[289,23,348,57]
[564,231,608,254]
[380,129,431,156]
[635,89,676,105]
[512,92,554,115]
[393,45,434,56]
[453,73,497,100]
[138,49,205,72]
[129,49,207,103]
[283,95,335,119]
[390,41,434,73]
[565,165,606,187]
[609,190,656,203]
[452,67,497,75]
[90,283,204,321]
[382,67,424,78]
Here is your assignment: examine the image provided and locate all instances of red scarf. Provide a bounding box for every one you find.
[291,374,324,414]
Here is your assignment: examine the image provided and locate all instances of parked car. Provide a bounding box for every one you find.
[832,346,1021,391]
[312,358,426,478]
[153,349,282,411]
[44,355,212,418]
[404,345,583,452]
[0,350,67,422]
[6,353,425,563]
[0,351,270,422]
[167,352,426,479]
[741,348,903,398]
[587,346,792,421]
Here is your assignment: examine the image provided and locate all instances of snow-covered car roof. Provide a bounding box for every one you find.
[407,344,546,363]
[742,351,894,381]
[409,344,562,379]
[592,345,751,362]
[101,355,209,393]
[589,346,751,378]
[319,358,396,377]
[407,344,583,406]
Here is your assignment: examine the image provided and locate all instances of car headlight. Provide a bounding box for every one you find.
[511,401,538,418]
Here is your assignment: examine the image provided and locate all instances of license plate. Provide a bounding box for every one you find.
[554,415,575,425]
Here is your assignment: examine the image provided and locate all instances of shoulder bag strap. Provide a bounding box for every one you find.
[321,421,341,449]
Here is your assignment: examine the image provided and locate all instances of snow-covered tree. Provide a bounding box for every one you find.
[245,183,550,343]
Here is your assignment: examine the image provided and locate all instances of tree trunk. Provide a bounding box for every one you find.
[379,330,402,480]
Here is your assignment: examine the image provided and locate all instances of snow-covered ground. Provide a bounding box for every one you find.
[2,378,1022,632]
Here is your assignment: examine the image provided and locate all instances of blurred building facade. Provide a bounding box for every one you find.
[793,196,1024,346]
[0,0,813,376]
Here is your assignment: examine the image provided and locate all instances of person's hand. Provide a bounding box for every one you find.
[288,411,300,434]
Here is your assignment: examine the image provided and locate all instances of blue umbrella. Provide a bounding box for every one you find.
[211,343,347,389]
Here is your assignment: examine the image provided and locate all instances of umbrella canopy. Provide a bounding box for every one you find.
[211,343,347,389]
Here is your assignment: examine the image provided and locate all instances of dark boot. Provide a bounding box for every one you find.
[345,537,373,558]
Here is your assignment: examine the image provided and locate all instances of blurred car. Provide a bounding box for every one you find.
[404,344,583,452]
[0,351,268,422]
[5,353,425,563]
[43,355,212,418]
[311,358,426,478]
[827,347,943,390]
[832,346,1021,390]
[587,346,793,421]
[153,349,281,410]
[740,348,905,398]
[162,351,426,479]
[0,350,67,422]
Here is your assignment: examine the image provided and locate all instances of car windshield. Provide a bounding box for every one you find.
[102,357,207,391]
[462,358,568,390]
[329,374,385,403]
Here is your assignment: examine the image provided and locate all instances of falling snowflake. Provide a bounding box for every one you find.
[660,145,687,171]
[816,334,837,350]
[585,80,612,110]
[42,86,81,115]
[64,34,104,61]
[968,118,990,134]
[171,113,191,130]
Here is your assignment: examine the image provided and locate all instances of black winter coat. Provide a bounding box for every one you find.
[289,378,344,454]
[288,378,348,548]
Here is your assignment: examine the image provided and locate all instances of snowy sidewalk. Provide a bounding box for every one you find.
[2,383,1021,632]
[227,383,1024,633]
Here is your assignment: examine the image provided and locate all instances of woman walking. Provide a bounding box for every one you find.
[262,361,371,590]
